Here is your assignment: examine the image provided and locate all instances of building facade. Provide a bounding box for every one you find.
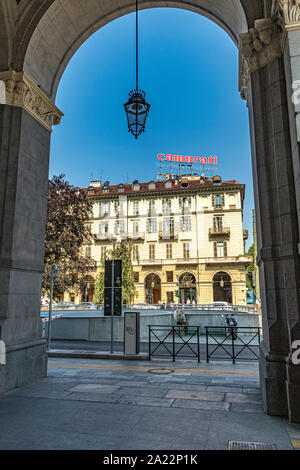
[72,174,249,305]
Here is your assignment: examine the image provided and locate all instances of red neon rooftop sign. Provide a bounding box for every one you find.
[157,154,218,165]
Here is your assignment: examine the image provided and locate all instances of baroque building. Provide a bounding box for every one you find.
[72,174,250,306]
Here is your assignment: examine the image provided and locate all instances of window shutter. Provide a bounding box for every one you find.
[212,195,215,208]
[214,242,217,258]
[222,195,225,206]
[224,241,228,257]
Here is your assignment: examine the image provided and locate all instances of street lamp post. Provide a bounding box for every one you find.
[47,264,59,351]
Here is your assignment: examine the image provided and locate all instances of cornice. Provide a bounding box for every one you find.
[87,185,244,201]
[0,70,63,132]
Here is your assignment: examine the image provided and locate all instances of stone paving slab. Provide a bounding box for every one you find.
[225,392,262,404]
[166,389,225,402]
[69,384,120,394]
[66,392,122,404]
[172,399,231,412]
[230,402,265,413]
[118,395,175,408]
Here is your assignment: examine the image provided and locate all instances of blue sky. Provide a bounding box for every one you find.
[49,8,254,249]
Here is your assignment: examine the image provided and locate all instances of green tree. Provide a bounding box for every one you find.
[246,243,255,290]
[94,241,137,305]
[93,273,105,305]
[43,175,95,298]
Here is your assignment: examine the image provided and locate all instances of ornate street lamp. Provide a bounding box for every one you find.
[124,0,151,139]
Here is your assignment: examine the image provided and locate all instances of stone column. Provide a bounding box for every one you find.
[0,71,62,392]
[272,0,300,423]
[240,16,300,422]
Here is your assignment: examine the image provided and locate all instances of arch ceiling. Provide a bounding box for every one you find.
[3,0,250,101]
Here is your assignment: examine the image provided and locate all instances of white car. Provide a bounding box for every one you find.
[210,301,229,306]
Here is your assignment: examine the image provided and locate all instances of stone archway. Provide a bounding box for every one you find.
[145,273,161,304]
[179,272,197,304]
[213,271,232,304]
[1,0,300,422]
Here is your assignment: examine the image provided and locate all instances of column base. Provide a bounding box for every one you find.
[286,362,300,423]
[259,341,289,418]
[0,340,47,394]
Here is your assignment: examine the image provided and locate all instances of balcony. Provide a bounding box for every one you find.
[140,259,163,265]
[127,232,145,241]
[204,256,250,265]
[93,233,112,241]
[176,258,198,264]
[209,227,230,237]
[159,230,179,240]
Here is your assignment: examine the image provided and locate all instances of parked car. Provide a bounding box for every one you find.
[75,302,97,310]
[210,301,229,306]
[55,301,74,309]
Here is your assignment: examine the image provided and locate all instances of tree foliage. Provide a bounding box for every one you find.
[246,243,255,290]
[43,175,95,298]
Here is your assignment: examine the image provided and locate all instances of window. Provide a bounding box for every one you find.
[149,244,155,260]
[134,272,139,283]
[149,182,156,190]
[132,245,139,261]
[214,241,228,258]
[149,200,156,215]
[133,184,140,191]
[118,184,125,192]
[212,194,224,209]
[132,220,139,235]
[166,244,173,260]
[99,222,109,234]
[166,271,173,282]
[133,201,139,215]
[99,202,109,217]
[163,218,174,233]
[183,243,190,259]
[101,246,107,262]
[165,181,172,188]
[85,246,91,257]
[147,218,157,233]
[213,216,223,231]
[167,292,174,303]
[115,220,125,234]
[115,200,125,215]
[181,216,192,232]
[180,197,191,212]
[162,198,172,214]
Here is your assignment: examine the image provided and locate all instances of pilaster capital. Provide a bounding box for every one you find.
[239,18,282,101]
[0,70,63,132]
[272,0,300,31]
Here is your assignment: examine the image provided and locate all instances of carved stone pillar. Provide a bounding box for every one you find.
[0,71,62,392]
[272,0,300,423]
[240,16,300,422]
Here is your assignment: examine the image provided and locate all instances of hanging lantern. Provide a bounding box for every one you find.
[124,88,150,139]
[124,0,151,138]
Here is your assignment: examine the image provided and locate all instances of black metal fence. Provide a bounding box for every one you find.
[205,326,261,364]
[148,325,261,363]
[149,325,200,362]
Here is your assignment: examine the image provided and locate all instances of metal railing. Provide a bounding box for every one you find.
[205,326,261,364]
[149,325,200,362]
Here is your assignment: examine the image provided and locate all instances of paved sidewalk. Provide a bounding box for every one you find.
[0,358,299,450]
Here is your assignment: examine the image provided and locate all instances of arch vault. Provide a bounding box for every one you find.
[0,0,300,422]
